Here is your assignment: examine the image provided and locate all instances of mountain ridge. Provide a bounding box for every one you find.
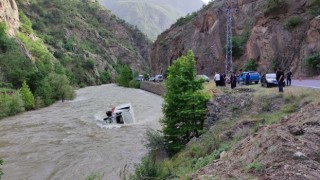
[98,0,204,40]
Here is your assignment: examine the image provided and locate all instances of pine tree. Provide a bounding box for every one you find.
[20,80,35,110]
[161,50,209,155]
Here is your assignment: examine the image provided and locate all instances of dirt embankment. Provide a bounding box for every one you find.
[194,101,320,179]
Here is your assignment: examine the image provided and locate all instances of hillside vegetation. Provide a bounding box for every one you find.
[0,0,152,119]
[16,0,151,86]
[98,0,204,40]
[131,84,320,179]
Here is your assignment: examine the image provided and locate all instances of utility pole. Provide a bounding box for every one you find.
[221,1,237,74]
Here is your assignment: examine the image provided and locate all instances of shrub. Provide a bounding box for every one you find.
[82,59,95,70]
[144,129,166,151]
[129,157,158,180]
[282,104,298,113]
[285,16,303,30]
[246,160,265,173]
[271,57,281,72]
[0,159,3,179]
[231,36,245,58]
[304,52,320,75]
[20,81,35,110]
[176,12,197,26]
[308,0,320,16]
[243,58,258,71]
[100,71,110,84]
[0,92,25,119]
[85,173,102,180]
[264,0,287,16]
[116,65,132,88]
[19,11,33,34]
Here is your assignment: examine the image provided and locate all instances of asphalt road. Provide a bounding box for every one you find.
[291,79,320,89]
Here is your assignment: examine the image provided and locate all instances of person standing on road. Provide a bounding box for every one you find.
[286,70,292,86]
[276,68,284,92]
[214,72,221,87]
[245,72,250,85]
[230,72,237,89]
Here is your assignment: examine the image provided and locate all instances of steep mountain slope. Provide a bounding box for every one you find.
[0,0,19,36]
[151,0,320,77]
[16,0,151,86]
[98,0,204,40]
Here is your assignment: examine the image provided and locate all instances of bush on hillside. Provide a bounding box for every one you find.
[100,71,111,84]
[129,157,158,180]
[270,57,281,72]
[0,92,25,119]
[264,0,287,16]
[176,12,197,26]
[284,16,304,30]
[20,81,35,110]
[304,52,320,75]
[243,58,258,71]
[308,0,320,16]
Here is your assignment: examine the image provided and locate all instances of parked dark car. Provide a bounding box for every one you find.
[261,73,285,88]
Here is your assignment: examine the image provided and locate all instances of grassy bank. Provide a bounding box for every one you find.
[130,83,320,179]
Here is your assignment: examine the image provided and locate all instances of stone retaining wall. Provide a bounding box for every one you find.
[140,81,165,96]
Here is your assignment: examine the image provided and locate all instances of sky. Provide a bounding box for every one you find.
[202,0,211,4]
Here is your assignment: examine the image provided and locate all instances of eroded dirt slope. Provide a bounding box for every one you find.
[193,102,320,179]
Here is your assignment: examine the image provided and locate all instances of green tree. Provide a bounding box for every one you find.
[116,65,132,87]
[47,74,75,102]
[161,50,209,155]
[243,58,258,71]
[20,80,35,110]
[304,52,320,75]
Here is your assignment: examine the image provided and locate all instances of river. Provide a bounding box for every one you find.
[0,84,163,180]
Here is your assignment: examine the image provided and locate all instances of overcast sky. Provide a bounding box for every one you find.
[202,0,211,4]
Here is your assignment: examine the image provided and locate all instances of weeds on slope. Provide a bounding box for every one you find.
[130,85,320,179]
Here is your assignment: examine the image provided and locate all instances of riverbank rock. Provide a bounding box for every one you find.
[205,89,254,129]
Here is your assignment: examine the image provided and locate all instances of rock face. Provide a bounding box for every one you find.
[151,0,320,77]
[0,0,19,36]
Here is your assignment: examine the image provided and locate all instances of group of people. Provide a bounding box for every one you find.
[214,72,237,89]
[213,68,293,92]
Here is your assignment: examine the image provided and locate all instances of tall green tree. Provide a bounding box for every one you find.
[116,64,132,87]
[20,81,35,110]
[47,74,75,102]
[161,50,209,155]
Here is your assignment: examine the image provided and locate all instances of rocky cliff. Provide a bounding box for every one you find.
[0,0,19,36]
[151,0,320,77]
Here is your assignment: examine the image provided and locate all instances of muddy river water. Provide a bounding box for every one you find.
[0,84,163,180]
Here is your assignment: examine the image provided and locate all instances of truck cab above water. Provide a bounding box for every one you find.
[104,104,135,124]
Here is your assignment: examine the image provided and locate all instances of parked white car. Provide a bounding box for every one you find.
[155,74,163,82]
[196,75,210,82]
